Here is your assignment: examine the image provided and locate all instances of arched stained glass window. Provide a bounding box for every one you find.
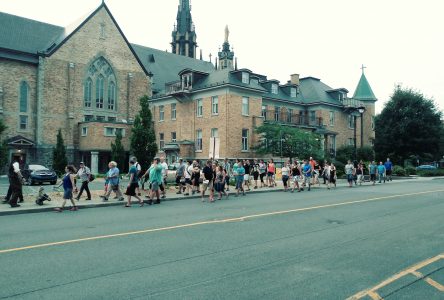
[108,81,116,110]
[84,78,92,108]
[96,75,104,109]
[19,81,28,113]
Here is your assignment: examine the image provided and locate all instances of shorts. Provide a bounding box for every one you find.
[202,180,213,191]
[293,175,301,182]
[151,181,160,191]
[214,182,224,192]
[63,188,73,199]
[267,172,274,177]
[185,178,192,185]
[253,171,259,180]
[110,184,119,191]
[304,176,311,185]
[244,174,250,181]
[125,182,138,196]
[347,174,354,182]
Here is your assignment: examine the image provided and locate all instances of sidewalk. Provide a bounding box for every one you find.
[0,176,432,216]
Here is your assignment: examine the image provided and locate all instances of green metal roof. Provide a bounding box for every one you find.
[353,73,377,101]
[299,77,343,106]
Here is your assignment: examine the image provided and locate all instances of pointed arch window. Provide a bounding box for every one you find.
[84,78,92,108]
[19,81,28,113]
[96,75,104,109]
[108,81,116,110]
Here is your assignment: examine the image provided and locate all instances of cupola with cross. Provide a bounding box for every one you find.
[217,25,235,70]
[171,0,197,58]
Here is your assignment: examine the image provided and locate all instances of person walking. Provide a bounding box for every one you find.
[54,165,78,212]
[281,162,290,192]
[159,157,168,199]
[5,160,25,208]
[290,161,302,192]
[258,159,266,188]
[302,159,313,191]
[330,163,337,188]
[369,161,377,185]
[214,165,228,200]
[235,161,246,197]
[323,162,332,190]
[175,159,186,194]
[377,161,386,183]
[243,160,251,191]
[252,159,260,189]
[356,162,364,186]
[384,158,393,181]
[148,158,163,204]
[267,159,276,187]
[75,162,91,201]
[124,160,144,207]
[131,156,143,196]
[191,161,201,195]
[201,160,215,202]
[100,161,124,202]
[345,160,355,188]
[223,158,232,192]
[182,161,193,196]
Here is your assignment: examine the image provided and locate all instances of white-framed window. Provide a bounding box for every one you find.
[108,116,116,122]
[348,138,355,146]
[329,111,335,126]
[84,115,94,122]
[212,96,219,115]
[171,103,177,120]
[81,127,88,137]
[159,133,164,149]
[171,132,177,142]
[19,115,28,130]
[290,87,297,98]
[348,115,355,128]
[242,129,249,151]
[261,105,267,119]
[196,129,202,151]
[287,108,293,123]
[211,128,218,138]
[274,106,280,121]
[242,97,249,116]
[96,115,105,122]
[105,127,115,136]
[310,111,316,123]
[159,105,164,121]
[196,99,203,117]
[182,73,192,89]
[271,83,278,94]
[242,72,250,84]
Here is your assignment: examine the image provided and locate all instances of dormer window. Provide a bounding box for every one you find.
[290,87,297,98]
[182,73,193,90]
[271,83,278,94]
[338,93,344,101]
[242,72,250,84]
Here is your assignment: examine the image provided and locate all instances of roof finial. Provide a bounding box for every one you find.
[361,64,367,74]
[209,53,212,63]
[224,25,230,43]
[235,57,238,70]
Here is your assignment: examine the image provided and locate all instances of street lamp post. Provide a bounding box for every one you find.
[353,106,366,161]
[358,106,366,148]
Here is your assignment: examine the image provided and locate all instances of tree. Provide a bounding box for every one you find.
[111,130,125,171]
[375,87,443,164]
[52,129,68,176]
[0,119,8,171]
[336,145,375,164]
[130,95,158,171]
[255,124,323,160]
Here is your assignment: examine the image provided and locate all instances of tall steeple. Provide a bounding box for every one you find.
[218,25,235,70]
[353,65,377,101]
[171,0,197,58]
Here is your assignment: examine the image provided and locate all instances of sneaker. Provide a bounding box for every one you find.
[184,193,189,196]
[54,207,63,212]
[118,197,125,202]
[102,197,109,202]
[161,195,166,199]
[10,204,21,208]
[85,198,91,201]
[70,207,78,211]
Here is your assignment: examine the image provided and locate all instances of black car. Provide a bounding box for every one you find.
[22,164,58,185]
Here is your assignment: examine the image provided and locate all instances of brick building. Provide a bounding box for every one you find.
[0,3,151,173]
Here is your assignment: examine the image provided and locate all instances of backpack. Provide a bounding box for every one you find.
[89,173,95,182]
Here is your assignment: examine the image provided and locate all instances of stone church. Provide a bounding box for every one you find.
[0,0,377,172]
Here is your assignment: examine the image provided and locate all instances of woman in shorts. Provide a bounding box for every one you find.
[125,160,144,207]
[267,159,276,187]
[54,165,78,212]
[290,162,302,192]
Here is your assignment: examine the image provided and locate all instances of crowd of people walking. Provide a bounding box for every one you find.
[2,156,395,211]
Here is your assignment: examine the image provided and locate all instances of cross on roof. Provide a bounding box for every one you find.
[209,53,212,62]
[361,64,367,74]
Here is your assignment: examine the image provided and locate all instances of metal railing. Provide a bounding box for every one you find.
[262,110,324,127]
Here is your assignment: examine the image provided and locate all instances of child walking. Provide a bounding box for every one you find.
[54,165,78,212]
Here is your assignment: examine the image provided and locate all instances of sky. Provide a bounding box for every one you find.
[1,0,443,113]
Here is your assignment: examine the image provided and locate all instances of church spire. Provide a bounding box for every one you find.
[218,25,235,70]
[353,65,377,101]
[171,0,197,58]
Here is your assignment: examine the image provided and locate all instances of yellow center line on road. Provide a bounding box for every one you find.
[1,189,444,255]
[347,254,444,299]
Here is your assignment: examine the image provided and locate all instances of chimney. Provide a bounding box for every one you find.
[290,74,300,85]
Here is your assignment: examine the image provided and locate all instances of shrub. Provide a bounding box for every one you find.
[417,169,444,177]
[393,165,406,176]
[404,166,416,176]
[332,160,345,177]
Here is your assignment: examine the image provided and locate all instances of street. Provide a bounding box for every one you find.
[0,179,443,299]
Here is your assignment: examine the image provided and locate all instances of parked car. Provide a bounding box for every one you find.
[22,164,58,185]
[416,164,437,170]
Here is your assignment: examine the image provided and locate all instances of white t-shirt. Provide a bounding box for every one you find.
[161,162,168,177]
[281,166,290,176]
[185,165,193,179]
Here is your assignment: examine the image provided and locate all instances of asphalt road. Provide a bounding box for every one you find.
[0,179,443,299]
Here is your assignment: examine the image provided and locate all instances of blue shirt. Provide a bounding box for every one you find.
[369,164,377,174]
[129,165,138,183]
[62,173,73,190]
[377,165,386,174]
[107,167,120,185]
[237,166,245,177]
[303,164,312,177]
[384,161,393,171]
